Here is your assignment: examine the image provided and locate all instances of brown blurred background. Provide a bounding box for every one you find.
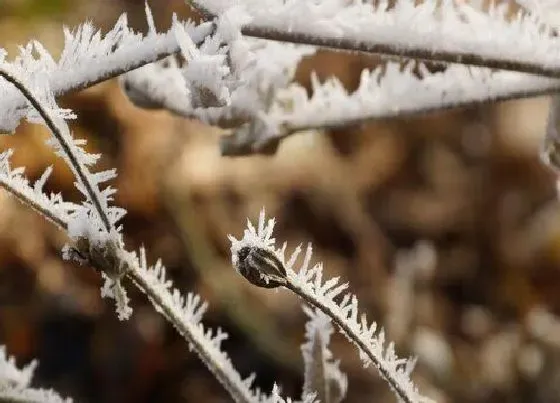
[1,1,560,402]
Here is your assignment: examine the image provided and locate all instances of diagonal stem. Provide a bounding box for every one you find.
[0,68,113,232]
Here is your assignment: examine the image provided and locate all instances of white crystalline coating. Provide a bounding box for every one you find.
[0,348,36,391]
[100,272,134,321]
[119,58,192,111]
[189,39,314,128]
[172,6,252,110]
[0,150,132,320]
[1,39,128,318]
[125,246,301,403]
[301,307,348,403]
[0,347,72,403]
[516,0,560,27]
[0,60,125,239]
[124,12,314,124]
[0,150,78,227]
[124,5,264,115]
[263,384,317,403]
[194,0,560,74]
[230,210,431,403]
[265,62,560,134]
[228,208,278,273]
[185,1,560,146]
[0,5,212,132]
[215,6,253,43]
[0,62,76,133]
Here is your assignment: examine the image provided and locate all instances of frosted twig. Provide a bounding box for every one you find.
[0,154,299,403]
[0,5,213,133]
[0,346,72,403]
[229,210,430,403]
[284,280,423,403]
[0,151,76,229]
[301,308,347,403]
[188,0,560,78]
[0,66,116,233]
[222,62,560,155]
[120,250,264,403]
[0,18,297,397]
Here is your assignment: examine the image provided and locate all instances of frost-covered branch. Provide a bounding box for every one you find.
[120,11,315,155]
[116,1,560,157]
[0,65,120,234]
[113,5,290,150]
[0,65,132,319]
[284,259,424,403]
[188,0,560,78]
[0,157,258,400]
[229,210,430,403]
[0,346,72,403]
[0,4,212,133]
[0,152,304,403]
[222,62,560,155]
[0,151,76,229]
[301,308,347,403]
[0,11,311,396]
[118,249,265,403]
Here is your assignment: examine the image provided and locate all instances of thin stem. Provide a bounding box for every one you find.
[0,177,258,403]
[126,267,256,403]
[240,25,560,78]
[284,281,416,403]
[0,68,113,232]
[0,181,68,229]
[0,21,213,130]
[186,0,560,78]
[53,23,213,95]
[220,67,560,156]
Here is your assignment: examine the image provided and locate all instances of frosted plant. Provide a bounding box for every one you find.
[0,6,314,403]
[301,308,348,403]
[229,210,430,403]
[188,0,560,76]
[0,4,212,134]
[1,0,559,158]
[117,0,560,158]
[3,0,560,401]
[0,71,307,403]
[0,0,557,158]
[0,346,71,403]
[121,4,315,154]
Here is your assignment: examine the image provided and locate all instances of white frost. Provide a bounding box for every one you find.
[231,210,430,403]
[194,0,560,75]
[0,346,72,403]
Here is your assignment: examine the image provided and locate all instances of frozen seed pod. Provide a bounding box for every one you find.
[234,246,287,288]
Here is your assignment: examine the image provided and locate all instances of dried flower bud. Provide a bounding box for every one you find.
[65,236,128,280]
[234,246,287,288]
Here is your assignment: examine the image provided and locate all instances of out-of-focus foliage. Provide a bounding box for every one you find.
[4,0,71,18]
